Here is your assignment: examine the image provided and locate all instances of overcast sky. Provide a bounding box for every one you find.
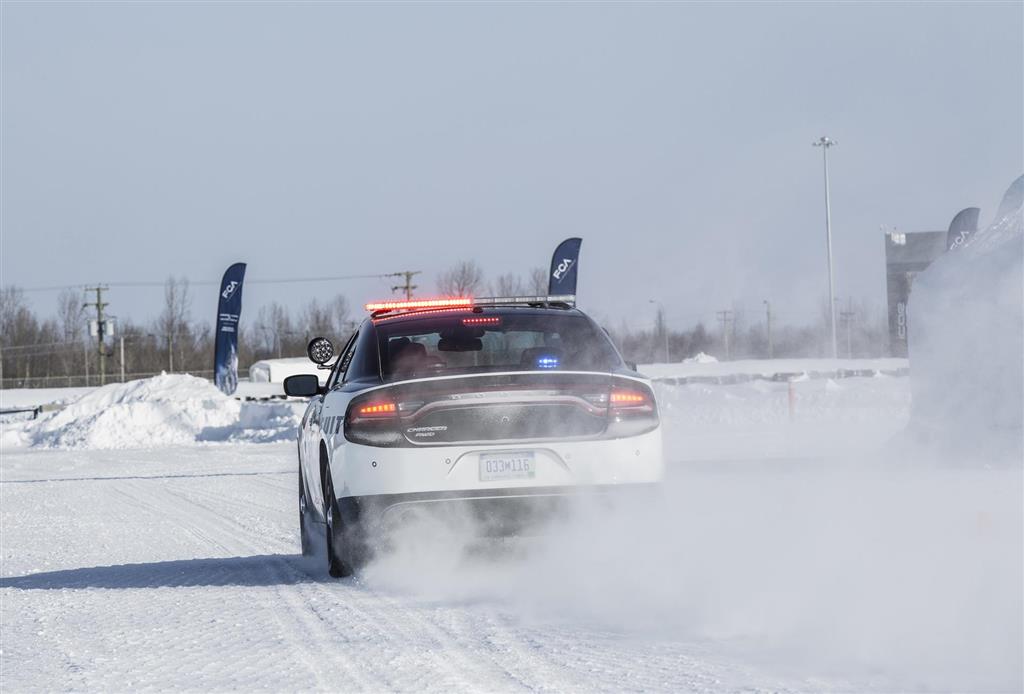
[2,1,1021,331]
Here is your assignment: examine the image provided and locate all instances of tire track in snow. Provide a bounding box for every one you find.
[161,476,499,691]
[4,446,812,693]
[153,471,586,691]
[147,479,362,691]
[159,472,784,692]
[99,476,347,690]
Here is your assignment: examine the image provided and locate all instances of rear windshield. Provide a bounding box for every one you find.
[375,311,621,381]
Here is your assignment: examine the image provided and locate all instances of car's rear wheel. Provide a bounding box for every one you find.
[323,470,352,577]
[298,465,315,557]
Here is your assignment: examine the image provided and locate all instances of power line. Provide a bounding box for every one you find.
[16,273,395,293]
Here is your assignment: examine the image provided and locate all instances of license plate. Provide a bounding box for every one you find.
[479,451,535,482]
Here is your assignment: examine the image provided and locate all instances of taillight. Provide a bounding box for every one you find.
[610,388,649,407]
[356,402,397,417]
[605,382,658,438]
[346,396,402,446]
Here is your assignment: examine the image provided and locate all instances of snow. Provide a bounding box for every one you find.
[1,374,302,450]
[638,357,908,381]
[908,175,1023,463]
[2,441,1020,691]
[1,364,1020,691]
[0,380,286,410]
[656,375,910,459]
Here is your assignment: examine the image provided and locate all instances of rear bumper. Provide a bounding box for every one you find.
[354,482,661,537]
[328,426,664,500]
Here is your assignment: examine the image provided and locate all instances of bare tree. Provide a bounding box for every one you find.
[0,286,41,382]
[254,302,294,359]
[300,299,333,340]
[55,288,83,375]
[529,267,548,295]
[437,260,484,296]
[297,294,351,346]
[328,295,353,336]
[490,273,527,297]
[0,286,27,341]
[157,276,191,371]
[56,288,83,341]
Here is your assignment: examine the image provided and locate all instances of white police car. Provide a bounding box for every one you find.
[284,295,663,576]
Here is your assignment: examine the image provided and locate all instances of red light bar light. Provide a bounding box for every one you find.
[365,298,473,312]
[372,307,473,323]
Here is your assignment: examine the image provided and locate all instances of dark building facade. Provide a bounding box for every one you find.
[884,230,948,357]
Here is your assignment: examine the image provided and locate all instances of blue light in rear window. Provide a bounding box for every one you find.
[536,356,560,369]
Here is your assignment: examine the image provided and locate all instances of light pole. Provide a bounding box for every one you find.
[813,135,839,359]
[648,299,670,363]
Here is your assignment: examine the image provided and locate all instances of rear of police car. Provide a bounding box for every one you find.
[334,297,664,539]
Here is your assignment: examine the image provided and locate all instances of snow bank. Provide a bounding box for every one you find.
[682,351,718,364]
[908,175,1023,463]
[1,374,302,450]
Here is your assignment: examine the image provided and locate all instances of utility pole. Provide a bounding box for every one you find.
[840,298,856,359]
[388,271,421,300]
[716,310,734,360]
[764,300,774,359]
[119,336,126,383]
[84,286,109,385]
[813,136,839,358]
[648,299,670,363]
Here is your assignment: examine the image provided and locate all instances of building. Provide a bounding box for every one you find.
[884,207,980,357]
[884,231,948,357]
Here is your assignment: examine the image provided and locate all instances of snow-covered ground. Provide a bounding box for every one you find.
[1,373,1021,691]
[639,356,908,381]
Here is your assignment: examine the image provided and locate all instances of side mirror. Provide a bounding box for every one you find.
[626,360,638,372]
[307,337,334,365]
[284,374,322,397]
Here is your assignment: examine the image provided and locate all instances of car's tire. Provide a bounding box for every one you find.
[298,466,315,557]
[323,469,358,578]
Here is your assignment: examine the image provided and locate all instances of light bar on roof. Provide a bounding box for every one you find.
[364,294,577,314]
[365,298,473,312]
[472,295,575,306]
[372,306,473,322]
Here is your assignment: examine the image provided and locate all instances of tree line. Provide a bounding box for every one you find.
[0,261,888,388]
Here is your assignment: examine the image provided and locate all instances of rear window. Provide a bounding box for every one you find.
[375,311,621,381]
